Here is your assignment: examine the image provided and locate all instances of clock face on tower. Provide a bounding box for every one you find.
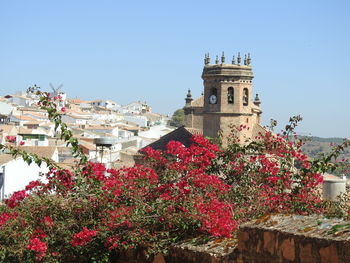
[209,94,217,104]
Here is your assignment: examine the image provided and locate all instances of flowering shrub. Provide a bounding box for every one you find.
[5,136,16,143]
[0,87,349,262]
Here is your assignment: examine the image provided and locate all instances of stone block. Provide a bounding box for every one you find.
[319,244,339,263]
[263,231,275,255]
[152,253,165,263]
[280,238,295,261]
[299,243,314,263]
[237,231,249,251]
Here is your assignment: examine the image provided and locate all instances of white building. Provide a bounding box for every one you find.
[89,100,120,109]
[124,114,148,127]
[0,147,58,199]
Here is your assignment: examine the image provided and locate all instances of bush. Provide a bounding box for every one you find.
[0,87,349,262]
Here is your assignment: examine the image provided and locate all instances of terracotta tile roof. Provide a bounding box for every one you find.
[23,120,42,125]
[68,110,91,116]
[18,128,48,135]
[12,115,36,121]
[17,128,34,134]
[79,140,96,151]
[0,125,17,135]
[85,125,115,130]
[190,96,204,107]
[20,146,57,159]
[23,112,49,119]
[67,98,85,104]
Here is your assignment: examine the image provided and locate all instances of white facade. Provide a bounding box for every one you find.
[138,124,174,140]
[89,100,119,109]
[61,115,88,125]
[124,115,148,127]
[0,158,49,199]
[0,102,13,116]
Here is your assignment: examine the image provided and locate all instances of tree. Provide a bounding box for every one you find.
[169,108,184,127]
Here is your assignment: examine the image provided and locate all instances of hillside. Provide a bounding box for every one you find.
[300,135,350,176]
[301,136,350,159]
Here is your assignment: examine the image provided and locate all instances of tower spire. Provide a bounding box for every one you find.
[221,51,225,64]
[232,55,236,64]
[215,55,219,64]
[244,54,247,65]
[247,53,251,65]
[254,93,261,106]
[185,89,193,105]
[237,52,241,65]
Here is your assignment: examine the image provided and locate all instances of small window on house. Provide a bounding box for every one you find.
[227,87,234,104]
[243,88,249,106]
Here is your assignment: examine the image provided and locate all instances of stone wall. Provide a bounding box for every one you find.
[238,214,350,263]
[111,214,350,263]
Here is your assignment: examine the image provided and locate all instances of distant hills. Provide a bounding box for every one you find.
[301,136,350,160]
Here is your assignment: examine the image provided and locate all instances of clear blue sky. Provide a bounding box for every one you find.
[0,0,349,138]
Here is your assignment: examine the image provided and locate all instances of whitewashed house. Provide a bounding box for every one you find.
[124,114,148,127]
[0,146,58,199]
[17,128,49,146]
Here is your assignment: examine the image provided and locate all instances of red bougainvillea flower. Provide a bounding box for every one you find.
[5,136,16,143]
[25,180,41,191]
[6,190,28,208]
[31,228,47,239]
[0,212,18,228]
[71,227,97,247]
[26,237,47,261]
[42,216,54,227]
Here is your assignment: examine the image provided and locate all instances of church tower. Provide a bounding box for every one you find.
[202,52,262,145]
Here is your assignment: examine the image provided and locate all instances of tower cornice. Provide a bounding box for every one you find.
[202,64,254,80]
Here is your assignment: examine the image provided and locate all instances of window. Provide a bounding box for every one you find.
[227,87,234,104]
[243,88,249,106]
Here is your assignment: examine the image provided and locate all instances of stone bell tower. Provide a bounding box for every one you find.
[202,52,262,145]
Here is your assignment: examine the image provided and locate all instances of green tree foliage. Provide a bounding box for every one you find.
[169,108,184,127]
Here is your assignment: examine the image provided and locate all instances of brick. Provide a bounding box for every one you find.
[256,239,262,253]
[152,253,165,263]
[263,231,275,255]
[280,238,295,261]
[299,243,314,263]
[319,244,338,263]
[237,231,249,251]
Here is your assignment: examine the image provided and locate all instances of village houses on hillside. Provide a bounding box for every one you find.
[0,89,172,198]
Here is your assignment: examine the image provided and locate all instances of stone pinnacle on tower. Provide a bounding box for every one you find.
[247,53,251,65]
[244,54,247,65]
[237,52,241,65]
[204,54,208,65]
[221,52,225,64]
[215,55,219,64]
[185,89,193,105]
[232,55,236,64]
[254,93,261,106]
